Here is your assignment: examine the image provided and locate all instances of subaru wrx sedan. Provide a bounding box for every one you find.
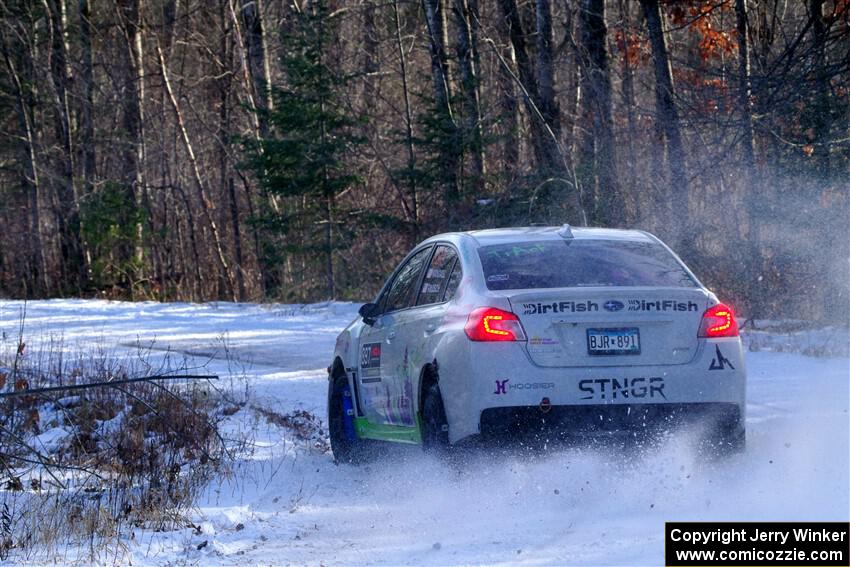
[328,226,745,462]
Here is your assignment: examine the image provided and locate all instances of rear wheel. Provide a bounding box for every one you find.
[421,384,450,456]
[328,373,372,464]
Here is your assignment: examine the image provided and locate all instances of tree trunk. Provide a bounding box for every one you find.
[220,0,246,300]
[230,0,280,220]
[45,0,85,290]
[617,0,638,220]
[535,0,559,144]
[577,0,623,226]
[735,0,762,316]
[158,44,238,302]
[497,37,520,183]
[498,0,546,167]
[362,0,379,105]
[393,0,420,243]
[453,0,485,193]
[175,185,204,301]
[2,45,51,295]
[118,0,148,289]
[239,0,273,136]
[497,0,583,223]
[423,0,453,117]
[79,0,96,273]
[324,188,335,300]
[809,0,831,175]
[640,0,688,242]
[422,0,461,221]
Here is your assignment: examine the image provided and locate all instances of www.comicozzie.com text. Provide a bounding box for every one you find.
[669,527,848,546]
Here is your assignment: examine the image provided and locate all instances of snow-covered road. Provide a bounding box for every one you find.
[1,300,847,566]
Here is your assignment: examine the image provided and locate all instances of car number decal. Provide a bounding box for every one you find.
[360,342,382,382]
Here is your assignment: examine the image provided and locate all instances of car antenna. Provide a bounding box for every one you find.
[558,223,574,239]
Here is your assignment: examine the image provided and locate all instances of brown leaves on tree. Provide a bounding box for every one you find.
[614,29,647,66]
[665,0,737,61]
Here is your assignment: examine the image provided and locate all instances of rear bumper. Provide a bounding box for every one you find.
[438,336,746,444]
[479,402,742,439]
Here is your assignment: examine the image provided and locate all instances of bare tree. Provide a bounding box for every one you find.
[535,0,559,147]
[453,0,485,193]
[640,0,688,242]
[496,0,583,223]
[79,0,95,212]
[42,0,89,290]
[576,0,623,226]
[158,44,238,301]
[496,36,520,184]
[1,38,51,294]
[239,0,273,137]
[392,0,420,241]
[423,0,462,222]
[616,0,639,218]
[808,0,831,175]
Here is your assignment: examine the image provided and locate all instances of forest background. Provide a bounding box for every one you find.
[0,0,847,323]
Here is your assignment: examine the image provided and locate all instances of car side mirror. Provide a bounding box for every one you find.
[359,302,379,325]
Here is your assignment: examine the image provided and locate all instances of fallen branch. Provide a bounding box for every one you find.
[0,375,217,399]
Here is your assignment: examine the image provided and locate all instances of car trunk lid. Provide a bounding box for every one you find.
[505,288,710,367]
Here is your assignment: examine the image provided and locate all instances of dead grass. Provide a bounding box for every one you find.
[0,326,243,563]
[252,404,329,453]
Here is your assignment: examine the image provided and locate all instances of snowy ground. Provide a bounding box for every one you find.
[0,299,848,566]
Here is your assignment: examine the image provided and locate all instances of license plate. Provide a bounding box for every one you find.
[587,327,640,356]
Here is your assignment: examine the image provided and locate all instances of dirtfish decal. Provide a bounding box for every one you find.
[522,299,698,315]
[628,300,698,312]
[523,301,598,315]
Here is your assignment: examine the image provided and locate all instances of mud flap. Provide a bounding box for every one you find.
[342,384,357,441]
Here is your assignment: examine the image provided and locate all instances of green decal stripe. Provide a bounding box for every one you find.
[354,416,422,444]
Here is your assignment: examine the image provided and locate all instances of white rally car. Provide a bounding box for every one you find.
[328,226,745,462]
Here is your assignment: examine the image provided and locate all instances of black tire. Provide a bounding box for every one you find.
[328,374,371,464]
[421,383,450,456]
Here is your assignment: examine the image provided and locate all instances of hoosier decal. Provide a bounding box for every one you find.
[494,379,555,394]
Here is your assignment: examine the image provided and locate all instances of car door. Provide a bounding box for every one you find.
[357,245,433,426]
[387,244,461,424]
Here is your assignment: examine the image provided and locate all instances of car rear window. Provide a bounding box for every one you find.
[478,239,697,290]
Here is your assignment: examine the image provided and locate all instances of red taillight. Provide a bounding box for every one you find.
[698,303,739,338]
[464,307,527,342]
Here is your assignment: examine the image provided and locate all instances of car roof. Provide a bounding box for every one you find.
[423,226,656,248]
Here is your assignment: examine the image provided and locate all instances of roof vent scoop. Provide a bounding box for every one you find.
[558,223,574,239]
